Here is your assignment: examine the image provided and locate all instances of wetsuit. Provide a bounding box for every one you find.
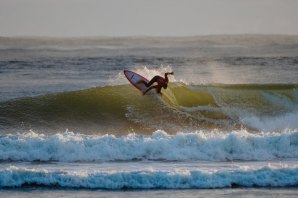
[142,73,170,95]
[145,76,167,89]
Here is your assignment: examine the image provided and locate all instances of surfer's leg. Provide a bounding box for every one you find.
[143,86,155,95]
[138,76,159,88]
[143,85,159,95]
[146,76,159,87]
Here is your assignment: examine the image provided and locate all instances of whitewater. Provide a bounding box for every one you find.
[0,35,298,197]
[1,161,298,189]
[1,130,298,162]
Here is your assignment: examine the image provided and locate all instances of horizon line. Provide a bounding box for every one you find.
[1,33,298,39]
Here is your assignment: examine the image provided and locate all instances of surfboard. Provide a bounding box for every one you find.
[124,70,149,94]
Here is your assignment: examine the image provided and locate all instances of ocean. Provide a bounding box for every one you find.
[0,35,298,197]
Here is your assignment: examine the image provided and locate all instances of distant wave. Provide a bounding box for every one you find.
[0,130,297,162]
[1,165,297,189]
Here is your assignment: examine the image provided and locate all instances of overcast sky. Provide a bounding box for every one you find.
[0,0,297,37]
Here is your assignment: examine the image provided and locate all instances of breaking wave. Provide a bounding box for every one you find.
[1,165,298,189]
[0,130,298,162]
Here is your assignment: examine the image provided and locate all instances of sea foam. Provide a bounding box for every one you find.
[0,165,297,189]
[0,130,297,162]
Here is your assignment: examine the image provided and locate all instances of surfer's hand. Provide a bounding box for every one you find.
[170,72,174,75]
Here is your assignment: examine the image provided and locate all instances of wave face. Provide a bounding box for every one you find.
[0,83,297,133]
[1,165,298,189]
[0,130,297,162]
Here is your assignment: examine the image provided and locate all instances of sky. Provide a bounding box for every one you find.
[0,0,297,37]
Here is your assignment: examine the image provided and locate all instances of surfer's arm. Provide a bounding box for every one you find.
[164,72,174,81]
[156,87,162,96]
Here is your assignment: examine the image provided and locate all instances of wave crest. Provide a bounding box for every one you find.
[1,130,298,162]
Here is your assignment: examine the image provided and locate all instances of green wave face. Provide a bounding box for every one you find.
[0,83,297,134]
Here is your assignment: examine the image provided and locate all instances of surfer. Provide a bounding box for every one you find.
[139,72,174,95]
